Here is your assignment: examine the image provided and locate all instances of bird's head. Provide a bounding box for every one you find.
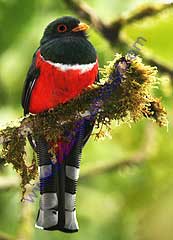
[40,16,89,45]
[40,16,96,64]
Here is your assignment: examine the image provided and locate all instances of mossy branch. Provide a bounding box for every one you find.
[0,54,167,199]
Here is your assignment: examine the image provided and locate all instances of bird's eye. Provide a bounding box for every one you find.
[57,24,67,33]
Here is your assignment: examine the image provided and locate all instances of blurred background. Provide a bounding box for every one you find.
[0,0,173,239]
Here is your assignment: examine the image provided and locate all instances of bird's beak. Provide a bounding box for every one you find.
[72,23,89,32]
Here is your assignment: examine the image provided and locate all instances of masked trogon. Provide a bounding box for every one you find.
[21,16,99,232]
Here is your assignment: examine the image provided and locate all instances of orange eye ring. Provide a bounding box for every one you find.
[57,24,67,33]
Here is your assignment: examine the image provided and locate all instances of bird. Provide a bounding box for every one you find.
[21,16,99,233]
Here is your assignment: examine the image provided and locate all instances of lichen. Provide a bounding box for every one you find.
[0,54,167,199]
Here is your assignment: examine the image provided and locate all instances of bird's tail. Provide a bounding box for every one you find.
[35,125,84,232]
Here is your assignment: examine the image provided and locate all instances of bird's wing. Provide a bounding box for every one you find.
[21,50,40,115]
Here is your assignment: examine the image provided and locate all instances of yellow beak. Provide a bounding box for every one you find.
[72,23,89,32]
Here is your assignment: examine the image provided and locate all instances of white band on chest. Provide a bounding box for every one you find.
[41,54,97,74]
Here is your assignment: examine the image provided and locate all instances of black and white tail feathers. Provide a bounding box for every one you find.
[35,119,94,232]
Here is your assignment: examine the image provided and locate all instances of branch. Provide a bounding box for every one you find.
[64,0,173,79]
[65,0,173,42]
[80,160,141,182]
[80,122,156,181]
[120,39,173,82]
[64,0,107,33]
[146,58,173,83]
[0,55,166,144]
[0,54,167,197]
[115,3,173,26]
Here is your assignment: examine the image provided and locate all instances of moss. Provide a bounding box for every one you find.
[1,128,38,200]
[0,54,167,199]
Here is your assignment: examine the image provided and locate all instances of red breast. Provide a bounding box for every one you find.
[29,50,98,113]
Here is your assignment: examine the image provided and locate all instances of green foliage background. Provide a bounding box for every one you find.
[0,0,173,239]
